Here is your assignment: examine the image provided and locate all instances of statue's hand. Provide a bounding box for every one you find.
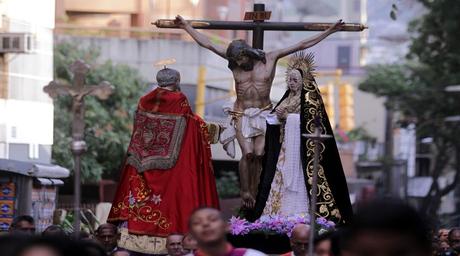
[275,107,287,119]
[174,15,188,28]
[330,19,345,32]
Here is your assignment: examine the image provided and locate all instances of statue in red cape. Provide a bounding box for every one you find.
[108,67,220,255]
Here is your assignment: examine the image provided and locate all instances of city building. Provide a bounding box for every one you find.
[0,0,69,228]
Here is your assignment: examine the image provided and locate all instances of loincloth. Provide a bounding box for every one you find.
[219,104,272,158]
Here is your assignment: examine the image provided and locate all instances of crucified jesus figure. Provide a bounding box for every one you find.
[175,15,344,208]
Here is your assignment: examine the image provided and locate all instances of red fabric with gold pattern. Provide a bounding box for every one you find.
[108,87,220,236]
[126,110,187,172]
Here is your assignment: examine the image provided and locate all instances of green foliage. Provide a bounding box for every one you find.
[360,0,460,216]
[52,41,146,182]
[216,171,240,199]
[359,64,414,110]
[407,1,460,216]
[347,127,376,143]
[60,209,99,234]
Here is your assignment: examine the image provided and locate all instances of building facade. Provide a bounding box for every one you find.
[0,0,71,228]
[0,0,54,164]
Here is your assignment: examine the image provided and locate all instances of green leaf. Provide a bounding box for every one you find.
[52,41,147,182]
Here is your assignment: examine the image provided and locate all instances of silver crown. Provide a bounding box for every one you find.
[156,68,180,87]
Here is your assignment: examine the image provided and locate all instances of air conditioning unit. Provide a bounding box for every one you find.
[0,33,34,53]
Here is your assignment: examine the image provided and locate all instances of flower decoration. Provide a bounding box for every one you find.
[228,214,335,237]
[229,216,251,235]
[151,194,162,205]
[128,191,136,207]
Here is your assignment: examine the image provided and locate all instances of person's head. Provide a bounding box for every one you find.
[113,250,130,256]
[94,223,119,253]
[0,235,28,256]
[287,69,303,93]
[19,245,61,256]
[156,68,181,90]
[314,232,332,256]
[74,240,107,256]
[182,233,198,254]
[9,215,35,235]
[330,228,348,256]
[42,225,66,237]
[226,39,265,71]
[439,229,450,242]
[341,199,432,256]
[290,224,310,256]
[77,230,92,241]
[188,207,228,248]
[14,237,66,256]
[166,233,184,256]
[448,228,460,252]
[440,240,450,252]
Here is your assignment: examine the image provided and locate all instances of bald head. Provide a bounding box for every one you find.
[290,224,311,256]
[292,224,310,240]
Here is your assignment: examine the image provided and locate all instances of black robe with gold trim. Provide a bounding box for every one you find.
[249,76,353,225]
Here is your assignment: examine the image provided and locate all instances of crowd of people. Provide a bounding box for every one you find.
[1,199,459,256]
[433,228,460,256]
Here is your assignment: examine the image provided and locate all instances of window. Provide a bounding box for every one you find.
[28,143,39,159]
[27,36,32,51]
[2,37,9,49]
[337,46,351,74]
[11,126,16,138]
[12,37,19,49]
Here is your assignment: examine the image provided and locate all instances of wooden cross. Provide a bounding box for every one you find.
[43,59,113,236]
[153,3,367,49]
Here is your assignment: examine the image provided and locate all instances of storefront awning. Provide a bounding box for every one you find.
[35,178,65,186]
[0,159,70,179]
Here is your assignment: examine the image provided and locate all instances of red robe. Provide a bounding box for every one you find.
[108,87,219,237]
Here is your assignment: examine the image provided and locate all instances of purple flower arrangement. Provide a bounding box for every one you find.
[229,214,335,237]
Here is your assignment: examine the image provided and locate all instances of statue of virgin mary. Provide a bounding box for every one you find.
[250,52,353,224]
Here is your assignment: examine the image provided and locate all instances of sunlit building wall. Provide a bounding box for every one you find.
[0,0,54,163]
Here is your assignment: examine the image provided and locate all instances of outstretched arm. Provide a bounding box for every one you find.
[268,20,345,60]
[175,15,227,59]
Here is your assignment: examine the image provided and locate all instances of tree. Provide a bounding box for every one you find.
[406,0,460,217]
[360,0,460,218]
[52,41,146,182]
[359,64,412,196]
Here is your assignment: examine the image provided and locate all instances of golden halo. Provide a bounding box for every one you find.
[154,58,177,68]
[286,51,316,84]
